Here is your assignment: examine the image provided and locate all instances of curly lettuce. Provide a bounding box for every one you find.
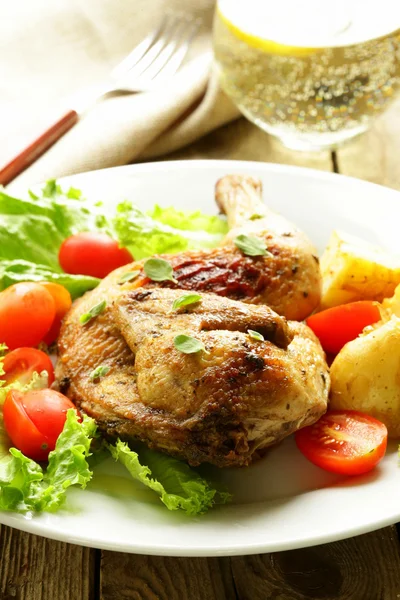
[0,349,97,512]
[0,183,104,297]
[0,411,96,513]
[0,181,232,515]
[113,201,227,260]
[0,181,226,294]
[108,440,231,515]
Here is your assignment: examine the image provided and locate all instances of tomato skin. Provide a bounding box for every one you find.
[2,348,54,386]
[3,389,77,461]
[40,282,72,344]
[306,301,381,355]
[59,233,133,279]
[0,283,56,350]
[295,410,388,476]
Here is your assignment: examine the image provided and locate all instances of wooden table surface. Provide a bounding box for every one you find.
[2,102,400,600]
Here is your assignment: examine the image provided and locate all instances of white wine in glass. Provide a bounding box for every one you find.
[213,0,400,150]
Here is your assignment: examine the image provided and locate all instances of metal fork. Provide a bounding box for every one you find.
[0,15,201,186]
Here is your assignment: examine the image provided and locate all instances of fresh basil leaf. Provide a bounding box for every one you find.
[172,293,202,311]
[234,234,268,257]
[143,258,176,282]
[90,365,110,380]
[80,300,107,325]
[248,329,265,341]
[174,334,206,354]
[118,270,140,284]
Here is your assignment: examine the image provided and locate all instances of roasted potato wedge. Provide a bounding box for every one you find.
[330,314,400,438]
[320,230,400,309]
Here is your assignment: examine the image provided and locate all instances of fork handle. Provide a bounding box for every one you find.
[0,109,79,186]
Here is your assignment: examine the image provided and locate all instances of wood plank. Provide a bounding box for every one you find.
[160,117,333,171]
[0,525,95,600]
[99,527,400,600]
[230,527,400,600]
[100,554,235,600]
[335,97,400,190]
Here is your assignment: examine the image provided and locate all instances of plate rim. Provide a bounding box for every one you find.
[43,158,400,199]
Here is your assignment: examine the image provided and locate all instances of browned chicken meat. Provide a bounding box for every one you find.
[56,175,328,467]
[95,175,321,321]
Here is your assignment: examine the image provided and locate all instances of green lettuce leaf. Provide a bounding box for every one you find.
[0,448,44,512]
[0,259,99,300]
[108,440,231,515]
[0,182,227,294]
[0,183,109,297]
[113,202,226,260]
[149,204,228,235]
[37,411,97,512]
[0,214,65,269]
[0,410,97,513]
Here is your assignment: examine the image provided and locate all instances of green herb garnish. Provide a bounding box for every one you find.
[144,258,177,282]
[249,214,264,221]
[174,334,206,354]
[90,365,110,380]
[234,234,268,257]
[118,270,140,284]
[80,300,107,325]
[172,293,202,311]
[248,330,264,341]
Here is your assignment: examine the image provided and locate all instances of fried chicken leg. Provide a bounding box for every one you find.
[91,175,321,321]
[57,287,328,467]
[56,175,328,467]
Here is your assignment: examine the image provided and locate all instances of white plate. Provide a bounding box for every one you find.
[3,160,400,556]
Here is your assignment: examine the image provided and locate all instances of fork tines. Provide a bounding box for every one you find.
[112,15,202,84]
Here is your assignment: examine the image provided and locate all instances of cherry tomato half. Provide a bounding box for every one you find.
[2,348,54,387]
[59,232,133,279]
[295,410,388,476]
[40,282,72,344]
[3,389,77,461]
[0,283,56,349]
[306,301,382,355]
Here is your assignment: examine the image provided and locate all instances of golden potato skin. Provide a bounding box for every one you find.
[320,230,400,309]
[330,315,400,438]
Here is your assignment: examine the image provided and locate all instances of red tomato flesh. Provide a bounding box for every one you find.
[295,410,388,476]
[0,283,56,349]
[40,282,72,344]
[3,389,77,461]
[59,232,133,279]
[306,301,381,355]
[2,348,54,387]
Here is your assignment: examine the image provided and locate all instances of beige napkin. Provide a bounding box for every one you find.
[2,0,240,188]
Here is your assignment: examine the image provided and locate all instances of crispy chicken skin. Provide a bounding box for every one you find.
[57,287,328,467]
[56,175,328,467]
[89,175,321,321]
[214,176,321,319]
